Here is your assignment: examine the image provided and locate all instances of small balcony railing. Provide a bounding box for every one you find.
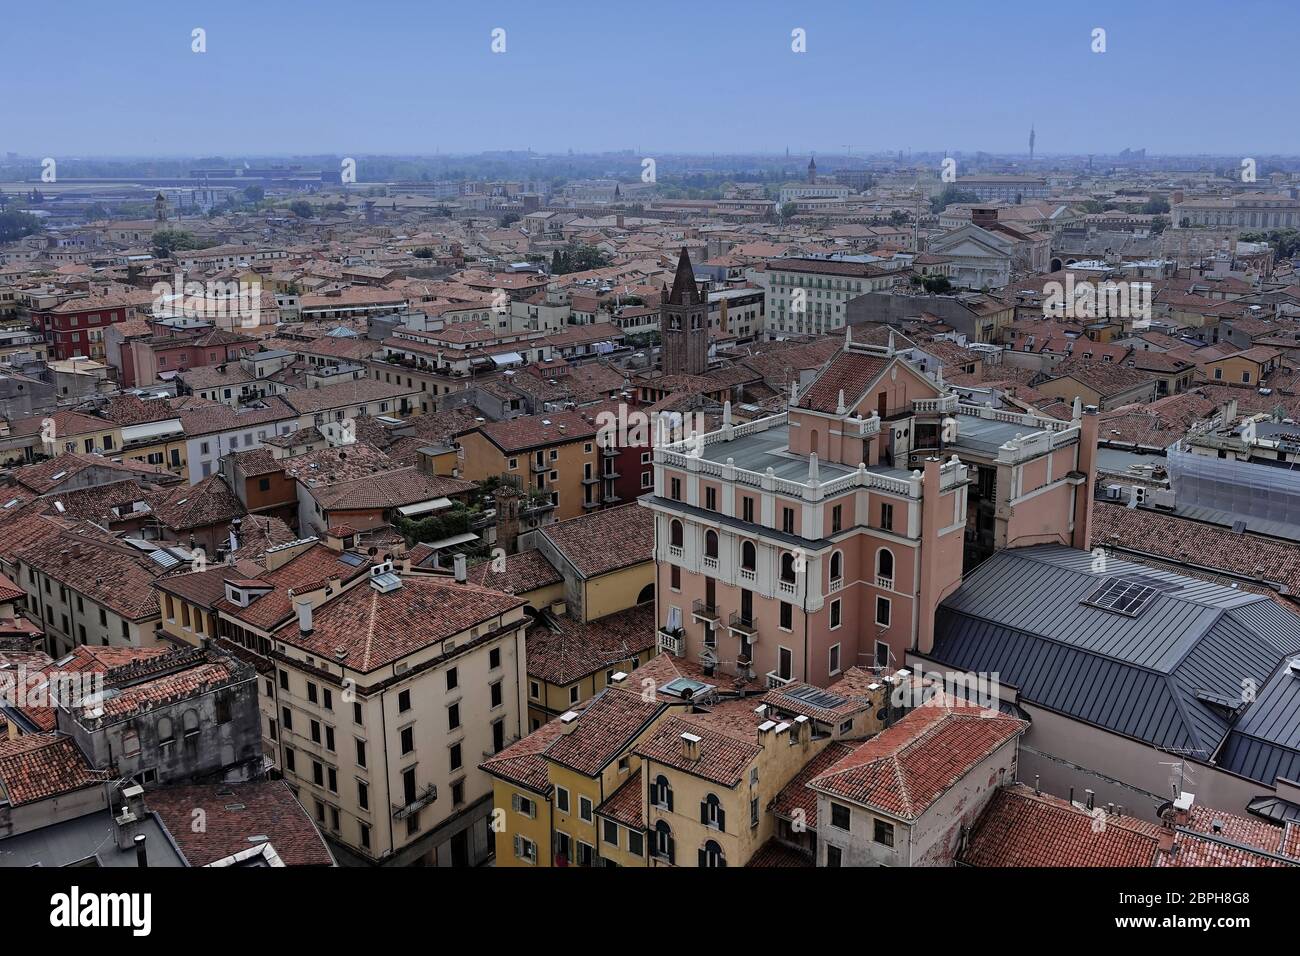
[728,610,758,638]
[739,567,756,584]
[876,575,893,590]
[657,627,684,656]
[778,578,797,596]
[829,577,844,593]
[692,598,720,623]
[766,672,792,689]
[392,783,438,820]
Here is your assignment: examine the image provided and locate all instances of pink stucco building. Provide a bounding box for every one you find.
[641,331,1100,689]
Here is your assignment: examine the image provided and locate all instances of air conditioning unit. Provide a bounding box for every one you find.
[1105,484,1122,500]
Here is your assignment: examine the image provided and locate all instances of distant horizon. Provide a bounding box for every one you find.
[6,0,1299,156]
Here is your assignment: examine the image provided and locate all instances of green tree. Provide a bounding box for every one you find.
[551,242,612,274]
[288,199,314,219]
[780,201,798,221]
[412,247,434,258]
[243,184,265,203]
[929,186,980,214]
[0,210,41,243]
[1140,197,1170,215]
[151,229,211,258]
[84,203,110,221]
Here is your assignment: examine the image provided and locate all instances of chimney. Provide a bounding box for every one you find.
[1071,405,1100,552]
[560,710,580,734]
[972,207,998,228]
[1084,789,1095,811]
[453,553,467,583]
[294,596,313,634]
[134,833,148,868]
[680,732,701,761]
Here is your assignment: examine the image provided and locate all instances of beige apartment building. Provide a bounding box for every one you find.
[264,561,530,867]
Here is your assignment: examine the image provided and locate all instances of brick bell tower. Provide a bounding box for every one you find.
[660,247,708,376]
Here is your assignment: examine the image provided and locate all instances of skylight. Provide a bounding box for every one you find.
[1083,576,1162,617]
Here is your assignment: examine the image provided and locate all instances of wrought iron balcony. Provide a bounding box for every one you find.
[392,783,438,819]
[692,598,720,623]
[728,610,758,638]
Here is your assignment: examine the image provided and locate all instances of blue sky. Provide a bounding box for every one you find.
[6,0,1297,156]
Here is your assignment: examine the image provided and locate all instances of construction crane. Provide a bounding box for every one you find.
[841,144,868,157]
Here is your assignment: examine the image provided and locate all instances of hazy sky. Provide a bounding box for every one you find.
[7,0,1297,157]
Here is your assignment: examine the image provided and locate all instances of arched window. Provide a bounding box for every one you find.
[830,551,843,582]
[650,774,674,811]
[741,540,756,571]
[781,552,797,583]
[157,716,174,744]
[700,793,726,831]
[704,530,718,559]
[654,820,676,863]
[878,548,894,582]
[182,709,200,737]
[636,583,655,605]
[700,839,726,868]
[122,729,140,757]
[669,520,683,549]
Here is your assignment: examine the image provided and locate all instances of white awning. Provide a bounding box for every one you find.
[490,351,524,367]
[397,497,453,517]
[425,531,478,549]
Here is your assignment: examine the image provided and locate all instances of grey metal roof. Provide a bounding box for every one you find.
[929,545,1300,767]
[1218,653,1300,786]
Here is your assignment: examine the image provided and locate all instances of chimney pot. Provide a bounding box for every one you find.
[453,553,467,583]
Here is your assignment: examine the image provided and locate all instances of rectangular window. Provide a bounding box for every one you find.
[830,600,842,629]
[829,643,841,674]
[782,507,795,534]
[356,738,367,768]
[580,796,594,822]
[876,596,891,627]
[400,726,414,754]
[448,702,461,730]
[831,802,851,831]
[450,742,462,772]
[780,601,793,630]
[557,787,570,814]
[628,830,644,856]
[705,486,717,511]
[490,681,503,708]
[742,496,754,523]
[446,667,458,691]
[827,844,843,867]
[874,819,895,847]
[880,502,894,532]
[603,820,619,846]
[398,689,411,712]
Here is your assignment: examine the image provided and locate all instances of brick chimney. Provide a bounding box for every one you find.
[971,207,999,229]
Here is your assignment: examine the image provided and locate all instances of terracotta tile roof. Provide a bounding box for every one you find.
[308,467,474,512]
[526,603,655,685]
[271,573,524,672]
[546,687,665,777]
[479,713,570,794]
[0,571,24,604]
[466,549,563,596]
[155,560,266,607]
[150,474,245,531]
[0,733,108,805]
[1091,501,1300,597]
[1158,806,1299,867]
[218,544,373,632]
[541,503,654,578]
[472,406,608,454]
[635,700,764,787]
[808,704,1025,819]
[9,452,176,494]
[9,645,173,731]
[772,741,854,827]
[230,514,299,561]
[177,397,296,438]
[746,839,814,867]
[16,523,169,621]
[89,659,244,722]
[596,773,644,830]
[796,350,889,413]
[961,784,1163,867]
[279,380,416,416]
[623,651,763,700]
[1046,359,1156,397]
[147,781,334,866]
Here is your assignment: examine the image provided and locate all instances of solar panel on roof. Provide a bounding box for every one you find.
[339,553,365,567]
[784,684,848,710]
